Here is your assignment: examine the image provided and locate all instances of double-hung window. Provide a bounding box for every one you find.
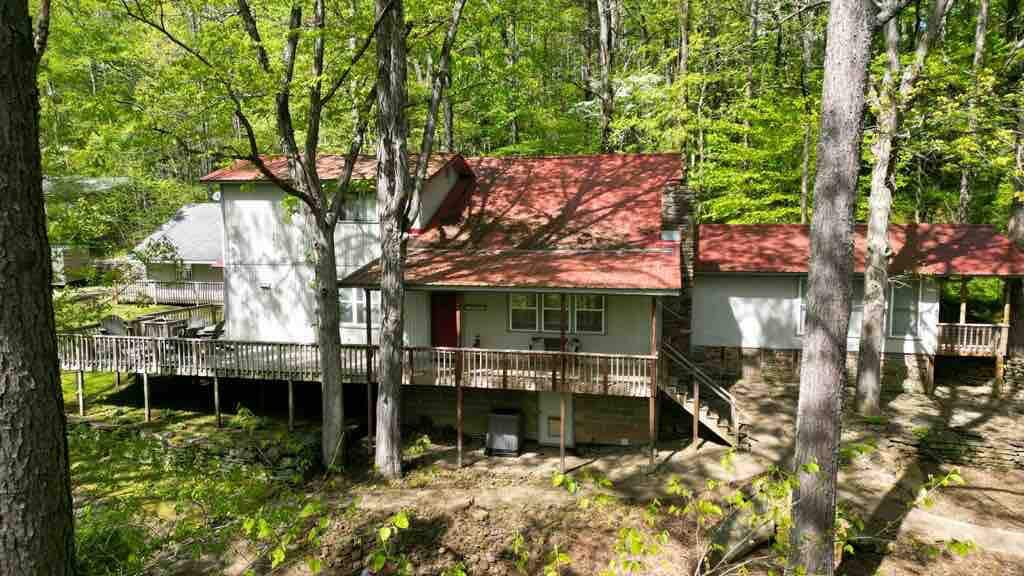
[574,295,605,334]
[542,294,569,332]
[339,183,377,222]
[889,281,919,337]
[509,294,539,331]
[340,288,380,325]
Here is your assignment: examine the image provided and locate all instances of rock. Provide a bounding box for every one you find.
[470,507,489,522]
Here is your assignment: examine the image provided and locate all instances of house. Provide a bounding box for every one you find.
[134,203,225,283]
[49,151,1013,454]
[123,203,225,305]
[198,151,1024,451]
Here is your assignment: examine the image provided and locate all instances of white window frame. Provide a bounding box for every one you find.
[340,288,380,326]
[508,293,540,332]
[338,184,378,223]
[797,277,808,336]
[888,280,921,339]
[574,295,606,334]
[541,293,571,333]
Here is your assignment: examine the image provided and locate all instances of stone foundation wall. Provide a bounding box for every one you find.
[401,387,683,446]
[691,345,933,392]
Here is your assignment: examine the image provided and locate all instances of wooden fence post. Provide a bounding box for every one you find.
[213,375,221,428]
[143,372,151,423]
[288,379,295,431]
[76,371,85,417]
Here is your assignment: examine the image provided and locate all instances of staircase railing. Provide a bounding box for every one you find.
[661,342,744,433]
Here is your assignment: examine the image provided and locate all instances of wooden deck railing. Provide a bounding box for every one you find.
[117,281,224,305]
[936,323,1009,357]
[57,334,656,397]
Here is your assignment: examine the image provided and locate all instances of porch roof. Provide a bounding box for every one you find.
[340,247,682,294]
[199,153,465,183]
[696,223,1024,277]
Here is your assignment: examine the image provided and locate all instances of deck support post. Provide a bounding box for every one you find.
[456,294,464,468]
[213,376,221,428]
[691,377,700,448]
[76,371,85,417]
[560,294,568,473]
[288,380,295,432]
[457,367,464,469]
[115,371,121,389]
[650,297,658,467]
[559,391,567,473]
[960,277,968,324]
[142,372,151,423]
[365,288,374,441]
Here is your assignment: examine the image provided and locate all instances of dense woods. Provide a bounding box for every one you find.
[9,0,1024,572]
[36,0,1023,235]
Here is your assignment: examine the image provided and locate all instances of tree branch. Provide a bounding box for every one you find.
[875,0,915,28]
[305,0,326,163]
[405,0,469,229]
[34,0,52,62]
[320,0,395,107]
[235,0,272,71]
[327,86,378,225]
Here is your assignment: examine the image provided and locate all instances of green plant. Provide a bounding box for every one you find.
[511,530,529,574]
[368,511,412,575]
[542,543,571,576]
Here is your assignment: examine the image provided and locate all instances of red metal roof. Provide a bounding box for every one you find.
[199,153,464,183]
[342,247,681,292]
[697,224,1024,277]
[343,154,685,292]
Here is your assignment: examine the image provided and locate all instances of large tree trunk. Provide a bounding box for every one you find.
[1009,110,1024,357]
[855,16,900,417]
[315,218,345,466]
[787,0,872,572]
[0,0,76,571]
[374,0,409,479]
[596,0,614,152]
[855,0,952,416]
[958,0,989,223]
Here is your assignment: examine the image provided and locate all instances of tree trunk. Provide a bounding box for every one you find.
[798,3,815,225]
[1009,110,1024,357]
[958,0,988,224]
[856,16,900,417]
[787,0,872,572]
[596,0,614,152]
[374,0,409,479]
[0,0,76,570]
[856,0,952,416]
[678,0,690,156]
[316,218,345,467]
[443,72,454,152]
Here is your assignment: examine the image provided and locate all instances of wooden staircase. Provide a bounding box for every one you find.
[660,343,748,448]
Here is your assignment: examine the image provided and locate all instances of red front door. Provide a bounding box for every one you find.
[431,293,459,347]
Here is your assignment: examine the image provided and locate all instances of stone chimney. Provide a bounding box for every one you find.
[661,178,696,293]
[659,173,697,357]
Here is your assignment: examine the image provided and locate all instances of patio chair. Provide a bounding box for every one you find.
[198,320,225,340]
[100,315,130,336]
[182,316,207,338]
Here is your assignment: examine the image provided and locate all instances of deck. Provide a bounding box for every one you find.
[117,281,224,306]
[936,323,1009,357]
[57,334,657,398]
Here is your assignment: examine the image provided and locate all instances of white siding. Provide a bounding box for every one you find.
[221,171,460,344]
[692,274,940,355]
[412,165,460,230]
[339,290,431,346]
[459,292,656,355]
